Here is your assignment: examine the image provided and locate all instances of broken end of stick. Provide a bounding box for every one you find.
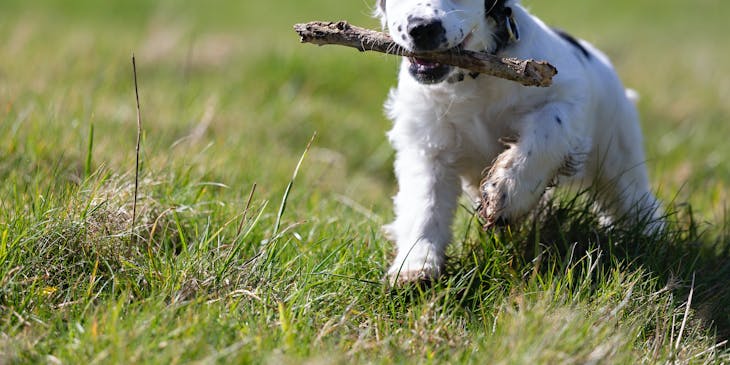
[503,57,558,87]
[525,60,558,87]
[294,21,353,44]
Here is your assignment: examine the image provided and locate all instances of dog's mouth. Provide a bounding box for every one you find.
[406,31,474,85]
[408,58,452,85]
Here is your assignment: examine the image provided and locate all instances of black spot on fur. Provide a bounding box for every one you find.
[552,28,591,59]
[485,0,508,14]
[469,72,480,79]
[555,116,562,124]
[484,1,517,54]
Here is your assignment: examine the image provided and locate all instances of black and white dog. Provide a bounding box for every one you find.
[374,0,664,285]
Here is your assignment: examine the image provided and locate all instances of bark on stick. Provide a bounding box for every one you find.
[293,21,557,87]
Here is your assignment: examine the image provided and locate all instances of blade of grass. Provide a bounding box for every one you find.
[131,54,143,238]
[85,123,94,178]
[274,132,316,236]
[675,272,696,351]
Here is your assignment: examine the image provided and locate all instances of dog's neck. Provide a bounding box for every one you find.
[485,0,520,54]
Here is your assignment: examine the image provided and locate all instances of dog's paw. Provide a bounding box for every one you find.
[385,268,437,288]
[385,255,442,287]
[478,161,545,229]
[477,180,511,229]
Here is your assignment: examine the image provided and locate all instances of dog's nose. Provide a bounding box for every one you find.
[407,17,445,51]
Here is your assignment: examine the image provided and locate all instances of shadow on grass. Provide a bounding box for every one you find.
[443,192,730,340]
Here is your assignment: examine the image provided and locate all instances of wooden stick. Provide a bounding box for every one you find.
[293,21,557,87]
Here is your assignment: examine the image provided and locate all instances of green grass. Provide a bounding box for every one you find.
[1,0,730,363]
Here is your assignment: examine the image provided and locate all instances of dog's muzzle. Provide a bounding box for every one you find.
[405,17,453,84]
[408,58,452,85]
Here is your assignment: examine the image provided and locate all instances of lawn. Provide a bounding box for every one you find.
[1,0,730,363]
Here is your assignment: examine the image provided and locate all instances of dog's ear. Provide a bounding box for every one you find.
[373,0,387,29]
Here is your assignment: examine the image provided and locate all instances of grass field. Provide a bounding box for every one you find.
[1,0,730,363]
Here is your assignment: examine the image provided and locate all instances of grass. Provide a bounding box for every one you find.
[1,0,730,363]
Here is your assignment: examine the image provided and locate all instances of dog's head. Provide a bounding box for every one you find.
[375,0,516,84]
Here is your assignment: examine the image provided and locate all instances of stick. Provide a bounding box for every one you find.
[131,54,142,237]
[293,21,557,87]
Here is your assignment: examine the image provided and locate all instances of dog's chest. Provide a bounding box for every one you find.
[389,77,545,169]
[441,105,511,167]
[426,90,521,163]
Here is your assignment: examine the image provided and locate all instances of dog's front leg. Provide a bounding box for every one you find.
[479,104,589,227]
[384,149,461,286]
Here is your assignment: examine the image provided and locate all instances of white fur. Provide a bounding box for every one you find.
[376,0,664,285]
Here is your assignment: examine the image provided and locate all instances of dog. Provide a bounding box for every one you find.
[374,0,664,286]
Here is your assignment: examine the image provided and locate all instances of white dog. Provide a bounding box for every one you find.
[374,0,664,285]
